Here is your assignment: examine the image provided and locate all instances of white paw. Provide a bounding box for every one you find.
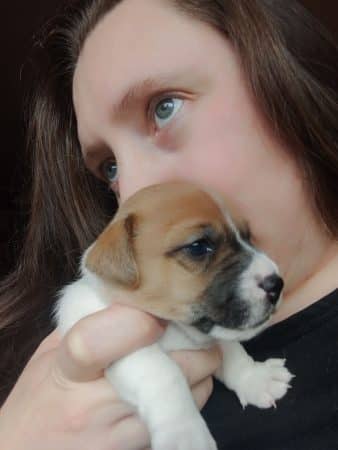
[235,358,294,409]
[151,417,217,450]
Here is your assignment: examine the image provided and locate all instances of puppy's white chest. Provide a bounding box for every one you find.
[158,322,214,352]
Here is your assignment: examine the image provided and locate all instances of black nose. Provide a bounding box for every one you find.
[259,274,284,305]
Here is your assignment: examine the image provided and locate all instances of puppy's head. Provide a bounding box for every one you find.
[84,182,283,341]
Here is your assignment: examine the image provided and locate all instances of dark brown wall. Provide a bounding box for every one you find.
[0,1,337,276]
[0,1,61,275]
[304,0,338,37]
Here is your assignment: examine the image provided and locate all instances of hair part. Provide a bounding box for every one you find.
[0,0,337,403]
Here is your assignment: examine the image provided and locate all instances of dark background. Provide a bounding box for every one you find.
[0,1,337,277]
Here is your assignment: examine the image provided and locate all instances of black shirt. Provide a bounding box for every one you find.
[202,289,338,450]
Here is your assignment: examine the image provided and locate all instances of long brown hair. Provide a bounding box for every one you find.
[0,0,337,404]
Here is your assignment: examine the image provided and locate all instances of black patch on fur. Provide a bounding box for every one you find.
[192,317,216,333]
[191,250,253,333]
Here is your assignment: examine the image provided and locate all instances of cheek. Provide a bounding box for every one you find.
[179,92,298,207]
[179,94,263,195]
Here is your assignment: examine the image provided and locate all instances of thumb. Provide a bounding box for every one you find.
[56,304,165,382]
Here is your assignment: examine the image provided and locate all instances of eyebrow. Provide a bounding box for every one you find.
[112,77,161,117]
[111,70,196,118]
[81,69,204,155]
[81,76,175,156]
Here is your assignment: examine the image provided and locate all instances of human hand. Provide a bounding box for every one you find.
[0,305,220,450]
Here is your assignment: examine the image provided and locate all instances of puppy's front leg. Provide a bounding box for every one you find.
[105,344,217,450]
[215,341,293,409]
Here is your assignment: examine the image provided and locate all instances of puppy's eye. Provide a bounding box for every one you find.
[183,238,215,259]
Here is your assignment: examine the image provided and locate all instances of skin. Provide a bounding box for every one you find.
[1,0,337,448]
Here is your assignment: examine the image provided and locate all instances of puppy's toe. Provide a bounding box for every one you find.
[234,359,293,409]
[270,365,294,383]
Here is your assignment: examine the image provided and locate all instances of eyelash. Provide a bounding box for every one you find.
[97,91,185,187]
[147,91,184,132]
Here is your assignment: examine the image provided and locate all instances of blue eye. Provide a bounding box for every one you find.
[184,239,215,259]
[154,97,183,129]
[100,159,118,183]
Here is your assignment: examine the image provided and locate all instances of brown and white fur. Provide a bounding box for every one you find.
[54,182,292,450]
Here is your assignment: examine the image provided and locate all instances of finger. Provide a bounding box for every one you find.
[191,376,214,410]
[108,414,151,450]
[27,329,62,366]
[56,304,165,382]
[170,345,222,386]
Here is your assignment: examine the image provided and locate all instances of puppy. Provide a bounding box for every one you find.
[55,182,292,450]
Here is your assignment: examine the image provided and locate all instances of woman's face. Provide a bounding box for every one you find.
[73,0,326,292]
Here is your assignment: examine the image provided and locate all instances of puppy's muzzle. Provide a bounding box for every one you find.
[192,250,283,335]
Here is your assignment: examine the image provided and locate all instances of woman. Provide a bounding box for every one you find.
[0,0,337,448]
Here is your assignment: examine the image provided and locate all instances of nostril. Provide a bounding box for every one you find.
[259,274,284,304]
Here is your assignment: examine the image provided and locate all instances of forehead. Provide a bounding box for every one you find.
[72,0,228,142]
[74,0,206,88]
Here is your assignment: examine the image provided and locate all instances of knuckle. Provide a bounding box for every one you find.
[170,347,220,385]
[170,352,191,380]
[65,321,97,368]
[138,315,163,343]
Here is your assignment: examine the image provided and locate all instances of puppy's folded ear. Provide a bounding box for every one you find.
[85,214,139,288]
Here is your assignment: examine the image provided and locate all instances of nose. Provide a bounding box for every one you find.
[118,149,179,203]
[259,274,284,305]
